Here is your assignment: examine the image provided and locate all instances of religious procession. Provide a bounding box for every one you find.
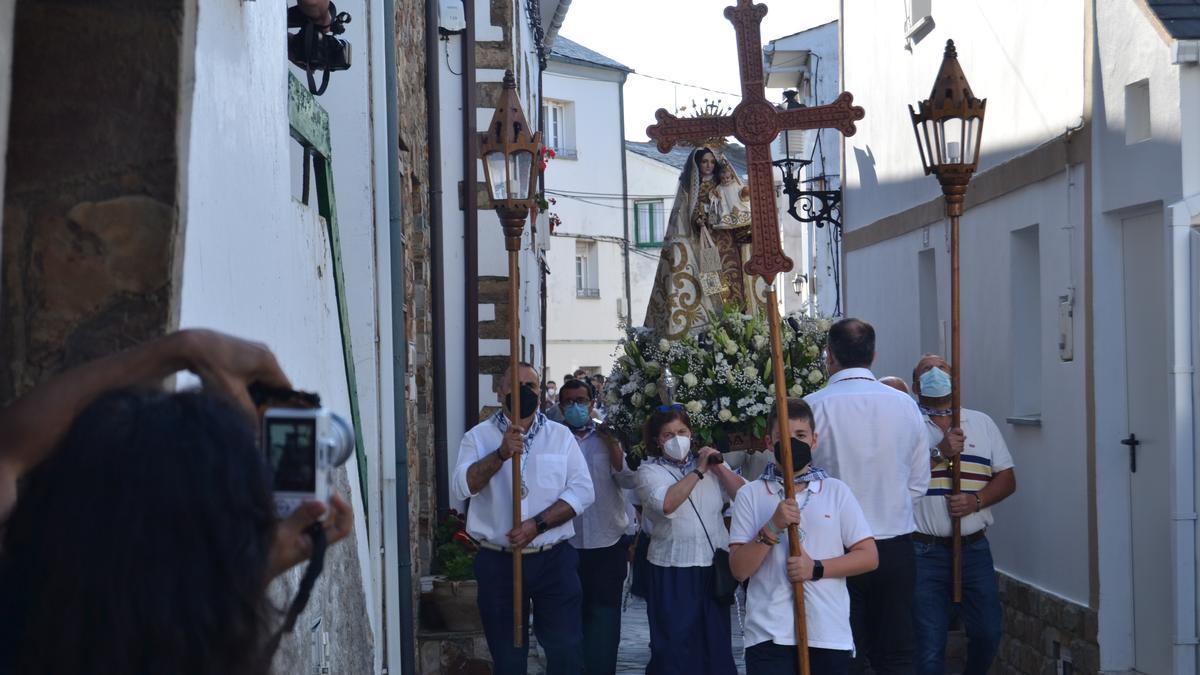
[0,0,1190,674]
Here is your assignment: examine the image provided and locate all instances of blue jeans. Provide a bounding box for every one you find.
[912,536,1003,675]
[475,544,583,675]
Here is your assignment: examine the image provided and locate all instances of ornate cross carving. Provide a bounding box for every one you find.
[646,0,866,281]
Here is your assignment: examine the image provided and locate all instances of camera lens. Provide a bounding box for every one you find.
[327,413,356,467]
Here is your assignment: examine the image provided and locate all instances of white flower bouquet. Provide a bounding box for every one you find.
[603,306,830,459]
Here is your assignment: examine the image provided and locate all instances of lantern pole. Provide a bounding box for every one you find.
[478,69,541,648]
[909,39,986,604]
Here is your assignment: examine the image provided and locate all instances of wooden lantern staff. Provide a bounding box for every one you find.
[908,39,986,603]
[479,69,543,648]
[646,3,864,671]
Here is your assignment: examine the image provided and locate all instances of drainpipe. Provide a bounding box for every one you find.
[618,72,632,326]
[386,0,415,670]
[427,0,449,521]
[539,66,548,380]
[463,0,479,425]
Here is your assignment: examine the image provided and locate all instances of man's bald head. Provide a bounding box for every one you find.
[498,362,541,396]
[878,376,911,395]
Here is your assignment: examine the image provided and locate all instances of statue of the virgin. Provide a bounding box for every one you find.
[643,146,766,339]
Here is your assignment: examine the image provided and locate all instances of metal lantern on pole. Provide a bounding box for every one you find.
[908,38,986,604]
[478,68,542,648]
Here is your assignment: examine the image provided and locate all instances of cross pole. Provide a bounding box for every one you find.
[646,3,864,674]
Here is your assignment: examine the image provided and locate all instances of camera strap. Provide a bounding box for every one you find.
[300,24,333,96]
[265,523,328,657]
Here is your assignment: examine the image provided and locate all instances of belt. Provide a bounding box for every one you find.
[477,540,561,555]
[912,530,986,547]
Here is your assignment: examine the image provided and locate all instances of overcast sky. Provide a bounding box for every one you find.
[558,0,839,141]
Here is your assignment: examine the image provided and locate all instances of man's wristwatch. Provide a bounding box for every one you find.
[811,559,825,581]
[533,514,549,534]
[930,446,945,462]
[691,468,705,480]
[974,494,983,512]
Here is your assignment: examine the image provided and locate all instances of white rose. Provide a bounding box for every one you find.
[718,409,733,422]
[752,334,768,350]
[686,400,704,414]
[723,341,738,355]
[789,383,804,397]
[807,345,820,359]
[659,339,671,352]
[631,392,645,408]
[643,382,657,396]
[683,373,698,387]
[645,361,661,376]
[808,369,824,384]
[743,366,758,379]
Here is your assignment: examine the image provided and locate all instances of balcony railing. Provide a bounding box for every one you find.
[576,287,600,298]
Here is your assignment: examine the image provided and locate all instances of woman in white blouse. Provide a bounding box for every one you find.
[635,406,746,675]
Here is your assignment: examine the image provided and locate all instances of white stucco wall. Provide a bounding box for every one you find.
[625,150,678,340]
[175,0,388,667]
[842,0,1086,231]
[543,58,627,381]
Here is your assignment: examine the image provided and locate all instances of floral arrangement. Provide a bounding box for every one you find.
[602,306,830,457]
[432,509,477,582]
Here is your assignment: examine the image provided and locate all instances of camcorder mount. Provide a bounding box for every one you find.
[287,2,353,95]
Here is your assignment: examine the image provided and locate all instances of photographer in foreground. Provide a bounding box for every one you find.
[0,329,353,674]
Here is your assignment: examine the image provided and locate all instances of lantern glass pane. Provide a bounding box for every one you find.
[485,151,508,200]
[939,118,965,164]
[965,117,980,165]
[923,118,940,167]
[509,150,533,201]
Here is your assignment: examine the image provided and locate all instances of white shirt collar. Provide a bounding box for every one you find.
[827,367,877,384]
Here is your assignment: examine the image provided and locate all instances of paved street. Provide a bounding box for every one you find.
[615,594,748,675]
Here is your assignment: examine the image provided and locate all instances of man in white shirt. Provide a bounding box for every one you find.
[910,355,1016,675]
[451,363,595,675]
[730,398,877,675]
[804,318,928,674]
[560,378,636,673]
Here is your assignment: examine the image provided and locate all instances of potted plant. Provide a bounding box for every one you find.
[430,509,483,632]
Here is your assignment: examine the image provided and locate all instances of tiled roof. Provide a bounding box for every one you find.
[625,141,748,178]
[549,36,633,73]
[1146,0,1200,39]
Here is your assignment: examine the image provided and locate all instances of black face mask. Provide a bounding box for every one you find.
[773,438,813,471]
[505,384,540,420]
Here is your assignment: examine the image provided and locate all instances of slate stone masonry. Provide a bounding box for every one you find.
[993,573,1099,675]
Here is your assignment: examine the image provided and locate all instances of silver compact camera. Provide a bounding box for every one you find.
[254,385,355,519]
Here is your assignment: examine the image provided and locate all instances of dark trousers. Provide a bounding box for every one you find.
[644,562,737,675]
[912,536,1003,675]
[629,533,652,599]
[848,534,916,675]
[745,641,852,675]
[576,540,629,675]
[475,544,583,675]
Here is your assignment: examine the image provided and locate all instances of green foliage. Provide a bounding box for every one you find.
[432,510,477,581]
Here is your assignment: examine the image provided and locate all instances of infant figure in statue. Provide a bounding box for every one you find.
[710,163,752,229]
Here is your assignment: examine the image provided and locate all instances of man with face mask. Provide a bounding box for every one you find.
[451,362,595,674]
[910,355,1016,675]
[558,379,636,673]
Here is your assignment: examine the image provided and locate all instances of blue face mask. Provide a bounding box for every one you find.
[919,367,952,398]
[563,402,591,429]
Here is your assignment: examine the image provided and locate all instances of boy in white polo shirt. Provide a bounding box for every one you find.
[730,398,879,675]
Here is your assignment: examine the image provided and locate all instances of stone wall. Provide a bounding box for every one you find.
[994,573,1099,675]
[395,0,436,658]
[0,0,181,401]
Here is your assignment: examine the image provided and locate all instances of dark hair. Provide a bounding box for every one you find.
[827,318,876,369]
[0,389,276,675]
[767,397,816,435]
[641,408,693,457]
[559,378,594,401]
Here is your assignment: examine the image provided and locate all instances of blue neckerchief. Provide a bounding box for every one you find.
[919,404,954,417]
[492,409,547,444]
[645,454,698,474]
[760,462,828,485]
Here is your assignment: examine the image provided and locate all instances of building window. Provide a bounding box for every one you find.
[634,200,666,247]
[1010,224,1041,419]
[542,99,576,158]
[575,240,599,298]
[1125,79,1151,144]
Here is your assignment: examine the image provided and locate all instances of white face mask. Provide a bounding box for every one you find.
[662,435,692,461]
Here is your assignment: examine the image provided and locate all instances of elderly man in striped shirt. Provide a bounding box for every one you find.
[910,354,1017,675]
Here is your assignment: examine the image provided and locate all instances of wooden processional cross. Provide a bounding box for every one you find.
[646,3,864,674]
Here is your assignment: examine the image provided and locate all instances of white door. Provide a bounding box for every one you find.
[1121,210,1172,675]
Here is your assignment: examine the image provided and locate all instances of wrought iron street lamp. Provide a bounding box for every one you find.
[478,68,542,648]
[909,38,986,604]
[774,90,842,231]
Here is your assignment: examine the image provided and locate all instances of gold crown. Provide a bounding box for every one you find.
[674,98,733,149]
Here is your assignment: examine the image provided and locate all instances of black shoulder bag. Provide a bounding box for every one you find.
[684,485,738,606]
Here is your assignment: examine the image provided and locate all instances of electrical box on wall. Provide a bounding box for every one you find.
[1058,290,1074,361]
[439,0,466,35]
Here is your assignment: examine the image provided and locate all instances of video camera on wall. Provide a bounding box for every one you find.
[288,1,352,95]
